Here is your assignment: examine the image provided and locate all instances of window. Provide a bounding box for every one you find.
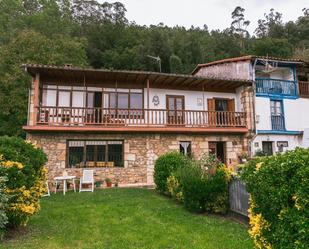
[67,140,123,168]
[179,141,191,156]
[215,99,228,111]
[270,100,285,130]
[270,100,283,115]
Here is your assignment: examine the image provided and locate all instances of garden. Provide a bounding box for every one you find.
[0,135,308,249]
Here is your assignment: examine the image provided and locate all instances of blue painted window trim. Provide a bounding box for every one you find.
[257,130,302,135]
[270,99,286,131]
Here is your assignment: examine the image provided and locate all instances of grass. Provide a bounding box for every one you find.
[1,188,254,249]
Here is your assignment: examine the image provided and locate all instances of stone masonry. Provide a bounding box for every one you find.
[27,132,246,186]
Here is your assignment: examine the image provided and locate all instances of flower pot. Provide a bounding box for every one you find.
[106,182,112,187]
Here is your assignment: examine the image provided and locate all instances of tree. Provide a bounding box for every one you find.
[169,54,183,74]
[0,30,88,137]
[230,6,250,51]
[255,8,284,38]
[230,6,250,37]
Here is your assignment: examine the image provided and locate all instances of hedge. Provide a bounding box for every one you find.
[241,148,309,249]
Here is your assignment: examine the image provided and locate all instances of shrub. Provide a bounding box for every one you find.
[178,158,231,213]
[241,148,309,249]
[154,152,189,193]
[0,136,47,228]
[0,176,8,240]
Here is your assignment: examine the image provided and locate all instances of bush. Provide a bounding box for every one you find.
[178,155,231,213]
[166,153,231,214]
[241,148,309,249]
[154,152,189,193]
[0,176,8,240]
[0,136,47,228]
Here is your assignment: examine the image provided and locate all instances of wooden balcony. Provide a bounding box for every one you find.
[255,78,297,97]
[299,81,309,98]
[24,106,248,134]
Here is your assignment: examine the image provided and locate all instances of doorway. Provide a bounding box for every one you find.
[94,92,102,123]
[262,141,273,156]
[166,95,185,125]
[209,141,226,163]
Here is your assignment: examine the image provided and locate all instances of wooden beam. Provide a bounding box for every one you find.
[147,78,150,109]
[23,125,248,134]
[32,73,40,125]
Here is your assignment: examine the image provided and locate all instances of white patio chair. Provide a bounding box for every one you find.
[79,169,94,192]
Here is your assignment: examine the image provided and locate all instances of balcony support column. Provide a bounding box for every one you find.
[32,73,40,126]
[147,78,150,109]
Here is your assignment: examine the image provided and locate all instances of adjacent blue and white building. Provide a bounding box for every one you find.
[192,55,309,156]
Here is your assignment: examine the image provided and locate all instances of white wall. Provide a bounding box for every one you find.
[284,98,309,131]
[255,97,271,130]
[145,88,240,111]
[252,134,302,156]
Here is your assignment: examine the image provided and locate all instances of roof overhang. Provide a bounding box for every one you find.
[192,55,305,75]
[22,64,252,91]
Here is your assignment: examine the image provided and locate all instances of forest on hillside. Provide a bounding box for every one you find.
[0,0,308,137]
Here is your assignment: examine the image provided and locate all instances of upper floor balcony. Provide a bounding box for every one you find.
[255,78,297,98]
[34,106,246,132]
[22,64,252,134]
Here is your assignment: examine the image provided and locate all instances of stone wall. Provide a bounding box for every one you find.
[27,132,246,185]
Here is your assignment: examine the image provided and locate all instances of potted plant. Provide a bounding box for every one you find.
[75,179,80,191]
[95,180,104,188]
[105,178,112,187]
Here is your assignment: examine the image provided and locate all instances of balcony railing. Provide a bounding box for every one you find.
[298,81,309,98]
[271,114,285,131]
[36,106,247,128]
[256,78,297,97]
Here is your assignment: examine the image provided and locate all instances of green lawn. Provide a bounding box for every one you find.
[1,188,253,249]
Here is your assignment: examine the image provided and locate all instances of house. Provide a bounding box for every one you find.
[23,64,253,185]
[193,55,309,156]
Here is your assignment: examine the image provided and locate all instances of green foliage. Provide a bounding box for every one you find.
[0,1,308,137]
[154,152,189,193]
[250,38,293,58]
[0,176,8,240]
[177,155,231,213]
[241,148,309,249]
[0,136,47,227]
[165,153,231,214]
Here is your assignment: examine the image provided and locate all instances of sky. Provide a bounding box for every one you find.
[118,0,308,34]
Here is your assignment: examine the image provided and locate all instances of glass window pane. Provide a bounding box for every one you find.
[86,145,95,167]
[109,93,116,108]
[108,143,123,167]
[68,147,84,168]
[130,93,142,109]
[87,92,94,108]
[96,145,106,165]
[118,93,129,109]
[42,89,56,106]
[58,91,70,107]
[72,91,84,107]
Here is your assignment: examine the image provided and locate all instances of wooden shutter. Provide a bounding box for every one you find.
[207,98,215,111]
[227,99,235,112]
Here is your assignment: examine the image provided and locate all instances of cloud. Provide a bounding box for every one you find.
[116,0,307,34]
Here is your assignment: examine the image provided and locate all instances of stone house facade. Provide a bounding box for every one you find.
[23,64,253,186]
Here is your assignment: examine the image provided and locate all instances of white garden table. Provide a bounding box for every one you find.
[54,175,76,195]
